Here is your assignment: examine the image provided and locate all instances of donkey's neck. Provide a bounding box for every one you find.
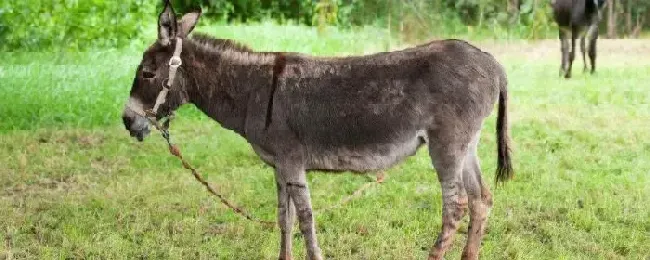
[181,41,276,137]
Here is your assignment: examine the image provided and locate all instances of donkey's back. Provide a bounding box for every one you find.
[273,39,505,172]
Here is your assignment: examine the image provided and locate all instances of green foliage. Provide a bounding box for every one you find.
[170,0,234,21]
[315,0,338,35]
[1,1,647,51]
[170,0,315,25]
[0,0,156,51]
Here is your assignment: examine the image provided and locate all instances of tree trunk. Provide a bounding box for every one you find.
[478,0,485,28]
[508,0,520,25]
[631,16,644,38]
[625,0,633,37]
[607,0,617,38]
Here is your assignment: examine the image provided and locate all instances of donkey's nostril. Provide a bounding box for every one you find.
[142,70,155,79]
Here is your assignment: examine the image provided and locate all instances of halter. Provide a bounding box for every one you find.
[151,37,183,117]
[127,38,183,119]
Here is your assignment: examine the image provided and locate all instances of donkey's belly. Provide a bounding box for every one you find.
[306,130,428,172]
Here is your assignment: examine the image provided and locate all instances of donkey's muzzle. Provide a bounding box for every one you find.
[122,111,151,142]
[129,127,150,142]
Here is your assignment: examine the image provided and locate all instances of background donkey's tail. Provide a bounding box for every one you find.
[495,71,514,183]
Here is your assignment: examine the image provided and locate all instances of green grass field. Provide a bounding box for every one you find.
[1,25,649,259]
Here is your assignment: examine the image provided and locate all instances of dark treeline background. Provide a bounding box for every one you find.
[0,0,648,51]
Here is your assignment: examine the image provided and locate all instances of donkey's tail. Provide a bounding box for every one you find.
[495,71,514,183]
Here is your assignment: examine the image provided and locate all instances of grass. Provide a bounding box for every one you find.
[1,24,649,259]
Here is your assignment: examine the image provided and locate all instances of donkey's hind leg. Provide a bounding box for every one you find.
[565,26,579,79]
[580,36,588,72]
[460,132,493,260]
[559,28,571,78]
[427,132,469,260]
[587,24,599,74]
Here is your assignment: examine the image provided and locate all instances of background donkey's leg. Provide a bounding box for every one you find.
[587,25,598,74]
[275,173,297,260]
[559,29,570,77]
[428,135,469,260]
[280,164,323,260]
[566,26,579,78]
[580,36,588,72]
[461,132,493,260]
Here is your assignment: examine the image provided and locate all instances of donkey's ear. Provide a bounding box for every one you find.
[158,0,177,46]
[178,9,202,38]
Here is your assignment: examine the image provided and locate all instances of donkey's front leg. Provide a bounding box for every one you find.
[277,164,323,260]
[275,174,296,260]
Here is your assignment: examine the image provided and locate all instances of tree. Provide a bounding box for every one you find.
[508,0,520,25]
[607,0,617,38]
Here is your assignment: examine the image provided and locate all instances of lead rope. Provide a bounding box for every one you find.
[313,172,385,214]
[146,115,386,227]
[144,112,276,227]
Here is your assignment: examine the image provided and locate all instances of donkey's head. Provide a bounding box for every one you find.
[122,0,200,141]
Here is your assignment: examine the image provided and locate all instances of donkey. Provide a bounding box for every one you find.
[121,1,513,259]
[552,0,606,78]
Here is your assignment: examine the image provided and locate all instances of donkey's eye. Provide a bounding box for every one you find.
[142,70,155,79]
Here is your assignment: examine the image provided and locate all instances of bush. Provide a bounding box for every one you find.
[170,0,314,25]
[0,0,156,51]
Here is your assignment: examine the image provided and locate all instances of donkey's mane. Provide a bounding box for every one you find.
[190,33,254,53]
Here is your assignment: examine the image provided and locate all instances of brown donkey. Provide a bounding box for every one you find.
[122,1,513,259]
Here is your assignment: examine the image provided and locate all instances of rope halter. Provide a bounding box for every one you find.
[150,38,183,116]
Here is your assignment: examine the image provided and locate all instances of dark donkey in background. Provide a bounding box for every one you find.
[122,1,513,259]
[552,0,606,78]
